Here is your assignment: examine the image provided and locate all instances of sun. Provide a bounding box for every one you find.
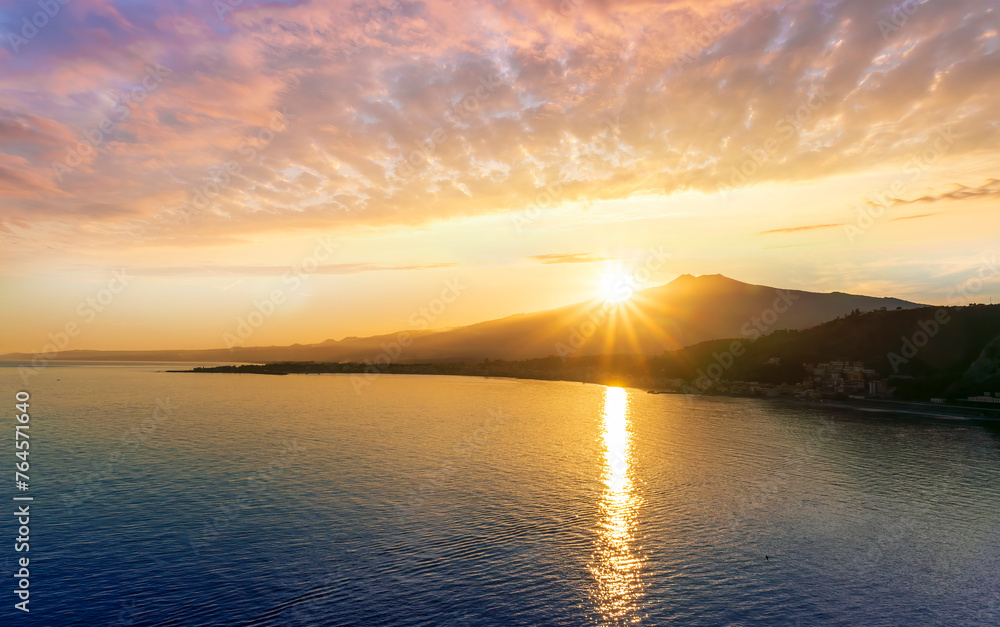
[599,265,635,304]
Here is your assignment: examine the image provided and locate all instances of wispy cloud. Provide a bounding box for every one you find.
[0,0,996,255]
[886,179,1000,206]
[529,253,616,264]
[132,262,456,277]
[890,213,935,222]
[758,223,845,235]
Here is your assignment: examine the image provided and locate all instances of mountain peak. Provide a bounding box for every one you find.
[667,273,744,286]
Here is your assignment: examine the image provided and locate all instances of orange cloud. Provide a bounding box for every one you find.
[529,253,616,264]
[758,223,845,235]
[887,179,1000,206]
[0,0,997,256]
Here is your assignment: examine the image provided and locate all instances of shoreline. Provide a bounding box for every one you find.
[171,364,1000,423]
[650,392,1000,422]
[782,397,1000,422]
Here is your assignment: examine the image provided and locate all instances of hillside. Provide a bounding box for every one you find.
[647,304,1000,399]
[181,304,1000,402]
[0,274,923,363]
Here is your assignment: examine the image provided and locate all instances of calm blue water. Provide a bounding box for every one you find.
[2,362,999,626]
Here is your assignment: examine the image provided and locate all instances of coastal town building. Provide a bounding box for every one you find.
[803,361,889,399]
[967,393,1000,404]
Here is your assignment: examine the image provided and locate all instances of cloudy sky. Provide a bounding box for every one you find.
[1,0,998,352]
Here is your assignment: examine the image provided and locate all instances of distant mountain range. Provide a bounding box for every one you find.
[180,303,1000,403]
[0,274,925,363]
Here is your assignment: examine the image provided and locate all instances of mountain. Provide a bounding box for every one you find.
[0,274,925,363]
[183,305,1000,403]
[645,303,1000,399]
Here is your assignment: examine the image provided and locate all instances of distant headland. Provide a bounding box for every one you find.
[175,301,1000,419]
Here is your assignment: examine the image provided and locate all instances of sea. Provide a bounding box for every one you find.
[2,362,999,626]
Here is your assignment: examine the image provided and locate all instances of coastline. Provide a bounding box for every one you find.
[780,397,1000,422]
[171,363,1000,423]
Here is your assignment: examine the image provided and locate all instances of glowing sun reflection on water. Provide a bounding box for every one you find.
[590,386,643,623]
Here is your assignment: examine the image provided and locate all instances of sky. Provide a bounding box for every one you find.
[1,0,999,352]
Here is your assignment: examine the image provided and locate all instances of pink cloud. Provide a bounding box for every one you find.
[0,0,996,254]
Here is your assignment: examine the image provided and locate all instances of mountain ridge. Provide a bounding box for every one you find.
[1,274,926,363]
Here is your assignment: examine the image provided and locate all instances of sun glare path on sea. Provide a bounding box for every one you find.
[590,386,645,622]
